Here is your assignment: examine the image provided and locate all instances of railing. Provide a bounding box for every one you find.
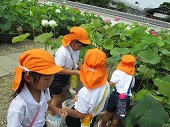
[52,0,170,29]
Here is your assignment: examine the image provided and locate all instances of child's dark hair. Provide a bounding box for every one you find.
[72,39,88,47]
[13,71,43,98]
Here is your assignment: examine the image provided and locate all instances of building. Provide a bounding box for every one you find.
[145,6,170,20]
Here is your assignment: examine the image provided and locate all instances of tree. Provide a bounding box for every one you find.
[116,2,129,13]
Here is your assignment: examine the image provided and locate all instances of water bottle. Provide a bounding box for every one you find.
[70,75,77,88]
[117,93,127,119]
[81,114,92,127]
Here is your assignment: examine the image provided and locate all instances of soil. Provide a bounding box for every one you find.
[0,40,44,127]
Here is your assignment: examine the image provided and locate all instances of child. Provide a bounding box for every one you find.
[64,48,110,127]
[100,55,136,127]
[49,26,91,121]
[7,49,67,127]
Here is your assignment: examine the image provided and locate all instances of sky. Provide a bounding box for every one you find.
[123,0,169,9]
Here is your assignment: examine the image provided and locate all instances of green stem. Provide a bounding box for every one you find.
[33,27,35,48]
[54,28,55,38]
[45,42,47,51]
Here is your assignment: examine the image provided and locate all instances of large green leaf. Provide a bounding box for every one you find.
[34,32,53,43]
[159,48,170,56]
[130,42,148,53]
[156,39,164,47]
[134,89,150,101]
[107,27,115,36]
[137,65,155,78]
[141,35,157,45]
[117,41,134,48]
[90,19,101,27]
[110,47,130,56]
[106,56,121,64]
[127,95,169,127]
[162,59,170,71]
[103,39,114,50]
[120,33,126,41]
[12,33,30,43]
[0,17,12,31]
[154,78,170,97]
[51,35,63,50]
[137,48,161,64]
[162,75,170,82]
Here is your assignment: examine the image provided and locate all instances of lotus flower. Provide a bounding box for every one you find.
[151,30,157,36]
[104,18,111,23]
[55,9,61,13]
[41,20,49,27]
[74,7,79,10]
[49,20,57,28]
[114,16,121,21]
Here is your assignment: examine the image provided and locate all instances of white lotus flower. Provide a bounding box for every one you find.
[49,20,57,28]
[55,9,61,13]
[41,20,49,27]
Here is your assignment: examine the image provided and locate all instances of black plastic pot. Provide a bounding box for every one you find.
[0,33,18,43]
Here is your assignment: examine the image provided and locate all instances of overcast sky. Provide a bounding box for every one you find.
[124,0,169,9]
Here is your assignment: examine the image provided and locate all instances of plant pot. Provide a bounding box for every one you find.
[59,28,70,36]
[23,30,43,39]
[0,33,18,43]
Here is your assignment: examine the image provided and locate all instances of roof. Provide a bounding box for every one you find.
[146,6,170,14]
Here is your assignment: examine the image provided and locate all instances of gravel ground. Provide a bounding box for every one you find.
[0,40,44,127]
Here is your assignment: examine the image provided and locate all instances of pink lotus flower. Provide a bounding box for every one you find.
[74,7,79,10]
[151,30,157,36]
[104,18,111,23]
[139,23,144,26]
[114,16,121,21]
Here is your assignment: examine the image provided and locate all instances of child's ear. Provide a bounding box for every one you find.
[24,74,32,83]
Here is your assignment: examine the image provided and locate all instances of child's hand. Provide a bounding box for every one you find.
[56,108,68,118]
[73,95,77,102]
[74,70,80,76]
[69,87,77,96]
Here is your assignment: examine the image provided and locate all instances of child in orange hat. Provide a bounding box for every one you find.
[49,26,91,123]
[100,55,136,127]
[7,49,67,127]
[63,48,110,127]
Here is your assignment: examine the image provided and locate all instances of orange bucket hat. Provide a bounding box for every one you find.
[12,49,63,91]
[62,26,91,46]
[116,55,136,75]
[80,48,107,89]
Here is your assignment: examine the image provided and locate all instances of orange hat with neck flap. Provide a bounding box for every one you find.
[62,26,91,46]
[116,55,136,75]
[80,48,107,89]
[12,49,63,91]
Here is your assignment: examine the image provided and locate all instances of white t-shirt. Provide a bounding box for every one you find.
[54,45,79,69]
[7,85,51,127]
[110,70,135,96]
[74,82,110,117]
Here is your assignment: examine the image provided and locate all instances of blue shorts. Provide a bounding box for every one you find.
[106,90,130,113]
[49,74,70,95]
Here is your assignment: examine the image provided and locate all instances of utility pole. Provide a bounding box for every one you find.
[135,1,139,15]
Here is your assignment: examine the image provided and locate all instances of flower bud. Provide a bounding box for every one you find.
[49,20,58,28]
[55,9,61,13]
[41,20,49,27]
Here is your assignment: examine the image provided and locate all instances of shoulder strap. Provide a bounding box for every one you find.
[95,82,109,114]
[127,77,134,95]
[29,107,40,127]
